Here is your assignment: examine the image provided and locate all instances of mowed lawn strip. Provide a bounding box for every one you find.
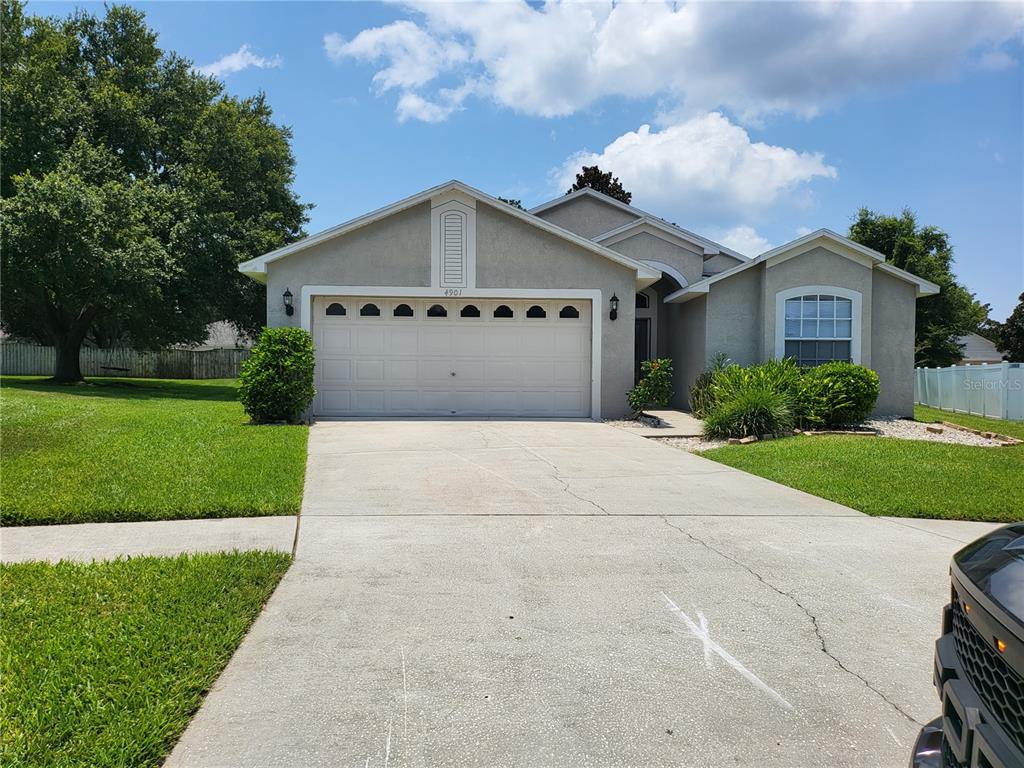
[700,436,1023,523]
[0,377,307,525]
[914,404,1024,442]
[0,551,291,768]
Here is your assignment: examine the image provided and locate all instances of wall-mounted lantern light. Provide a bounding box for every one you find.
[283,288,294,316]
[609,293,619,321]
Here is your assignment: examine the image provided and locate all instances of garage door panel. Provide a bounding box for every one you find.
[451,327,486,356]
[313,297,590,417]
[320,328,352,354]
[420,328,452,355]
[485,391,522,413]
[453,360,485,384]
[554,360,589,385]
[487,327,523,356]
[389,328,419,355]
[354,360,384,383]
[520,360,555,386]
[521,330,556,356]
[321,389,351,412]
[356,327,385,354]
[320,359,352,384]
[389,390,419,412]
[386,360,418,382]
[420,390,452,413]
[353,390,385,413]
[554,328,588,355]
[486,360,523,386]
[420,359,455,385]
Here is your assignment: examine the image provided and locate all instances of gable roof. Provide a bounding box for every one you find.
[238,180,661,283]
[529,186,747,261]
[664,228,941,303]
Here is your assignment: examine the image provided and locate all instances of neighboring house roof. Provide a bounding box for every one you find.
[957,333,1004,364]
[238,180,661,284]
[530,187,747,261]
[664,229,941,303]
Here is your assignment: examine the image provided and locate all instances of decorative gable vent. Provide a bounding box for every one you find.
[431,195,476,290]
[441,210,466,287]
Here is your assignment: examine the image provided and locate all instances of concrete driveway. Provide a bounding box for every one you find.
[167,420,997,768]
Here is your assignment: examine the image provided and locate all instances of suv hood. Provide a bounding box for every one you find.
[955,523,1024,626]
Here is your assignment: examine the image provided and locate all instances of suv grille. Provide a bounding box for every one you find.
[951,602,1024,753]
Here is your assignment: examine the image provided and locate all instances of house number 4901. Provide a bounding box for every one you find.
[443,288,463,297]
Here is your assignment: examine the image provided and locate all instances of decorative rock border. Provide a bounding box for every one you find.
[939,421,1022,446]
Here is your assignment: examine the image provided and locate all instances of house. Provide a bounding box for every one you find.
[956,333,1004,365]
[238,180,939,419]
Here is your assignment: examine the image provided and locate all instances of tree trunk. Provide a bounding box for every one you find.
[48,306,97,383]
[52,335,85,382]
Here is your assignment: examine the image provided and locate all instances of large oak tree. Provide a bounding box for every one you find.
[0,1,308,381]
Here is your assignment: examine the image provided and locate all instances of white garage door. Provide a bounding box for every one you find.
[312,297,592,417]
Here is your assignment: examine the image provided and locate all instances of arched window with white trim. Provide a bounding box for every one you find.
[775,286,861,366]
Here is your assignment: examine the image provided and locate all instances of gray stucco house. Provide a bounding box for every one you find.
[239,180,938,420]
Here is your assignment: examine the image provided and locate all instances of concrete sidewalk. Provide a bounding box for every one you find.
[0,515,296,563]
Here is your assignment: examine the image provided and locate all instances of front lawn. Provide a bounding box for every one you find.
[700,436,1023,522]
[0,551,290,767]
[914,404,1024,441]
[0,377,307,525]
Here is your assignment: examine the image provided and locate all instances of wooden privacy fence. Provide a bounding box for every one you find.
[915,361,1023,422]
[0,343,249,379]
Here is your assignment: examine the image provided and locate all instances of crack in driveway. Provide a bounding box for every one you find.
[517,445,613,516]
[660,516,924,726]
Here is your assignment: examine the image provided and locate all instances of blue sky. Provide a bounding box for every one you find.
[36,1,1024,319]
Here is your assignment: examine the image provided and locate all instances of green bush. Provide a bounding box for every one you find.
[703,386,795,439]
[688,353,728,418]
[238,327,316,423]
[627,358,674,414]
[800,361,879,427]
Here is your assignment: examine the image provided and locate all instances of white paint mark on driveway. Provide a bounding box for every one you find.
[661,591,793,712]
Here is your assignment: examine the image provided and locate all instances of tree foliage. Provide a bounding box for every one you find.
[497,197,523,210]
[848,208,987,367]
[996,293,1024,361]
[566,165,632,204]
[0,1,308,380]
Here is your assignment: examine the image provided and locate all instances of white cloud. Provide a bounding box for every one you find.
[977,48,1016,71]
[198,44,282,78]
[554,112,836,216]
[795,226,814,237]
[325,22,468,93]
[718,226,773,257]
[328,1,1023,122]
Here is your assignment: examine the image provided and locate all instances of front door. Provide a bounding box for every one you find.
[634,317,651,383]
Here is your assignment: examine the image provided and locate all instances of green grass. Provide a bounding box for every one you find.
[700,436,1023,522]
[0,551,291,767]
[914,404,1024,441]
[0,377,307,526]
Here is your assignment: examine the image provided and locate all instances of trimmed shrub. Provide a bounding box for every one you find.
[238,327,316,423]
[627,358,674,414]
[800,361,879,427]
[688,353,728,418]
[703,386,795,439]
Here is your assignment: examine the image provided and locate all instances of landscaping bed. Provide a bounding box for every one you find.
[0,551,291,767]
[914,404,1024,442]
[0,377,307,526]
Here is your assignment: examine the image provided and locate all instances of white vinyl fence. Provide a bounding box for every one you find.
[915,362,1023,421]
[0,343,249,379]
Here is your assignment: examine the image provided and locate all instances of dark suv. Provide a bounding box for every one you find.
[911,523,1024,768]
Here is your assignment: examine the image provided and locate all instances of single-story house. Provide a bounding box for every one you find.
[239,180,939,420]
[956,333,1005,365]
